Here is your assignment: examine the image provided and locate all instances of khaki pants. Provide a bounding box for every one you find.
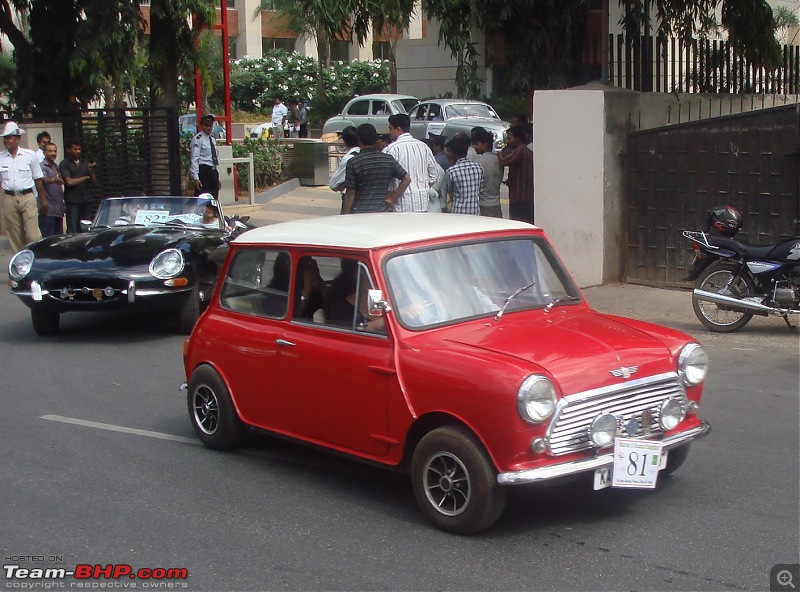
[3,192,42,252]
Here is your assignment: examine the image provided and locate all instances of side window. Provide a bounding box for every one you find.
[323,258,385,334]
[347,101,369,116]
[220,249,290,318]
[372,101,388,115]
[411,105,427,121]
[293,255,338,323]
[428,104,442,120]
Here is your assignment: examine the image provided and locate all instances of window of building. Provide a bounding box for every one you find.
[262,37,296,54]
[372,41,390,60]
[227,0,235,7]
[330,40,349,62]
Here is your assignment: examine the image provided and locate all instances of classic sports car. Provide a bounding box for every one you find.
[322,93,419,136]
[8,195,240,336]
[183,214,710,534]
[408,99,510,151]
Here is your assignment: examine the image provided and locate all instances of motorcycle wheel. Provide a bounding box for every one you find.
[692,262,754,332]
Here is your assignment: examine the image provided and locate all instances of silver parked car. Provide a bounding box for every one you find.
[408,99,510,151]
[322,93,419,136]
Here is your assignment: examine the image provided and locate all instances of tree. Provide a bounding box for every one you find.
[424,0,781,93]
[0,0,142,112]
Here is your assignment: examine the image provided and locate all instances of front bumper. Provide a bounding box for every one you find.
[10,279,192,312]
[496,420,711,485]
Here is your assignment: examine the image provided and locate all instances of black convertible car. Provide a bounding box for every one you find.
[8,195,244,336]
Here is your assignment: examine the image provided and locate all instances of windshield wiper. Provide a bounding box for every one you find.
[495,281,536,321]
[545,295,581,312]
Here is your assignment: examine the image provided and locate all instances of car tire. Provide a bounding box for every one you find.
[177,285,200,335]
[662,444,691,476]
[411,425,507,534]
[187,365,245,450]
[31,310,60,336]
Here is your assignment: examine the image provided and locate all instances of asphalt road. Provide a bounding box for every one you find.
[1,250,798,592]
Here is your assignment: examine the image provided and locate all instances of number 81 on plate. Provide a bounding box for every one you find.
[593,438,666,490]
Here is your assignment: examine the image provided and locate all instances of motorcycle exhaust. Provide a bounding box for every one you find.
[693,289,799,316]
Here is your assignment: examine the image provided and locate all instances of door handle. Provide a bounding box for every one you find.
[276,338,296,347]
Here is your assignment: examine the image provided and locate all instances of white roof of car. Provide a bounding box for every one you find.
[234,213,537,250]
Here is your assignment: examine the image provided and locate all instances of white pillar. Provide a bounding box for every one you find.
[237,0,264,59]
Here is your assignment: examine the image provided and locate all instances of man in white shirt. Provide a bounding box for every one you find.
[385,114,439,212]
[328,126,360,214]
[35,131,50,163]
[271,97,289,139]
[0,122,46,252]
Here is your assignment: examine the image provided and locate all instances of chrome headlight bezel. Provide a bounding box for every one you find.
[517,374,557,424]
[9,249,34,281]
[588,413,617,448]
[678,343,708,386]
[149,248,185,279]
[659,398,686,431]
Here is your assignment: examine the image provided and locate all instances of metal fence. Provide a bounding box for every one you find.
[20,107,183,214]
[609,33,800,94]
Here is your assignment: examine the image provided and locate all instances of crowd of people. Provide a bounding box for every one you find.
[0,122,96,252]
[328,112,534,222]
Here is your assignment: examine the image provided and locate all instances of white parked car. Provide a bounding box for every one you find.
[322,94,419,136]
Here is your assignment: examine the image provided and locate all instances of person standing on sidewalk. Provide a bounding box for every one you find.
[271,97,288,139]
[298,100,309,138]
[0,122,46,251]
[60,138,97,233]
[469,128,503,218]
[497,125,534,223]
[343,124,410,214]
[385,114,439,212]
[189,114,220,199]
[328,126,360,214]
[38,141,65,236]
[445,137,483,216]
[35,131,51,163]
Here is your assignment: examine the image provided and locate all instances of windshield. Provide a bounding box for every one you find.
[384,238,580,329]
[94,196,225,231]
[443,103,500,120]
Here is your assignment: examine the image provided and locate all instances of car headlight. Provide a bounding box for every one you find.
[678,343,708,386]
[517,374,557,424]
[659,398,686,431]
[149,248,185,279]
[9,249,34,280]
[589,413,617,448]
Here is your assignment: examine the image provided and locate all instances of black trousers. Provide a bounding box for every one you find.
[196,165,220,199]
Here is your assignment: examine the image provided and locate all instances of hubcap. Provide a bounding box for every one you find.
[423,451,471,517]
[193,385,219,435]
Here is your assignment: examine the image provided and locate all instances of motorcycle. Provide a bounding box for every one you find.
[682,205,800,332]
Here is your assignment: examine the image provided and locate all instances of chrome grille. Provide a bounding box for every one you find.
[547,372,687,456]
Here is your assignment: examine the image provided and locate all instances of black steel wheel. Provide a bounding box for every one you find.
[31,310,60,336]
[187,365,245,450]
[692,262,754,332]
[411,426,507,534]
[177,285,200,335]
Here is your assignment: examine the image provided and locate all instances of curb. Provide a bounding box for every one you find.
[253,178,301,205]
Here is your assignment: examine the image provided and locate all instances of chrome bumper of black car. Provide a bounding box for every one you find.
[496,420,711,486]
[12,280,191,304]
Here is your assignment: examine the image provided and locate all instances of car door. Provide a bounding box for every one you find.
[409,104,429,139]
[344,99,370,127]
[213,248,293,431]
[275,256,395,458]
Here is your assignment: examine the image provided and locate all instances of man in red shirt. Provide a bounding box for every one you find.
[497,125,533,223]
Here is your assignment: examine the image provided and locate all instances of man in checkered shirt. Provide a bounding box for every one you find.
[445,137,483,215]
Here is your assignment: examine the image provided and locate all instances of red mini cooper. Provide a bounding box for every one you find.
[182,214,710,534]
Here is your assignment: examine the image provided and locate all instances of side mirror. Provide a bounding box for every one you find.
[367,289,392,316]
[79,219,93,232]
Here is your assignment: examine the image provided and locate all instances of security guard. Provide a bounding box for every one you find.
[189,114,220,199]
[0,121,46,252]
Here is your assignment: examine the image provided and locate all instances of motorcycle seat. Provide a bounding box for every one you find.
[708,236,775,259]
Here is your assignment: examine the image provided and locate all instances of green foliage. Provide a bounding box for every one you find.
[230,51,389,113]
[232,137,285,188]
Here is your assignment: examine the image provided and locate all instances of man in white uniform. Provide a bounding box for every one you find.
[0,122,46,252]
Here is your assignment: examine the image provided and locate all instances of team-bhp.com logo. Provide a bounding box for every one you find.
[4,563,188,587]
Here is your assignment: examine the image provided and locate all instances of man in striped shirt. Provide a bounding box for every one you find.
[385,114,440,212]
[343,124,411,214]
[445,137,483,216]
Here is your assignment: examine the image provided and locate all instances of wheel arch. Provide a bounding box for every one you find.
[188,361,247,425]
[399,412,496,474]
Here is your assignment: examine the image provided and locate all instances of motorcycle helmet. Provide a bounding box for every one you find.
[705,205,742,237]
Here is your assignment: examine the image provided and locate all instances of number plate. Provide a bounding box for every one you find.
[593,439,667,490]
